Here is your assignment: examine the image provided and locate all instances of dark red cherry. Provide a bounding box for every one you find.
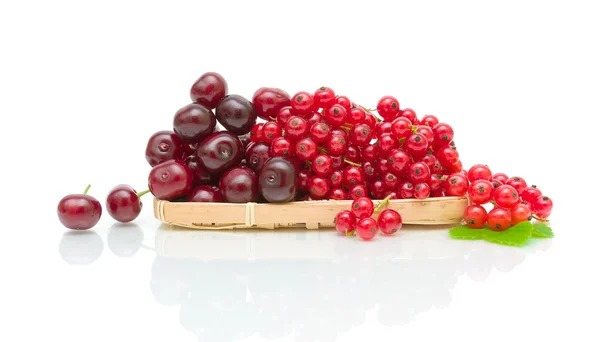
[259,157,297,203]
[219,167,259,203]
[215,94,257,135]
[245,142,271,174]
[190,72,228,109]
[173,103,216,144]
[148,160,194,200]
[106,185,148,223]
[196,132,244,174]
[187,185,223,202]
[57,185,102,230]
[145,130,185,167]
[252,87,291,121]
[186,156,215,186]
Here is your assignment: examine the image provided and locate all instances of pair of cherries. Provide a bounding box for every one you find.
[57,184,149,230]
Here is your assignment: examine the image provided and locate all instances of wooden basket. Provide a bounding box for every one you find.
[153,196,468,230]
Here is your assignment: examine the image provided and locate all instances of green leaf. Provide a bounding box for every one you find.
[449,225,485,240]
[532,223,554,238]
[483,221,534,247]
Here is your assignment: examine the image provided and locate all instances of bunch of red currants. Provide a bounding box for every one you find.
[335,196,402,240]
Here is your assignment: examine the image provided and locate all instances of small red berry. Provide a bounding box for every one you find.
[351,197,374,219]
[275,106,294,125]
[324,104,347,127]
[375,121,392,138]
[416,125,434,144]
[329,188,348,200]
[430,174,444,192]
[313,86,336,109]
[250,123,264,143]
[511,203,532,225]
[400,108,418,124]
[405,133,429,159]
[369,180,386,199]
[261,121,282,143]
[533,195,553,218]
[312,154,333,176]
[388,149,411,176]
[467,180,494,205]
[432,123,454,146]
[328,170,343,187]
[326,134,347,156]
[309,122,331,144]
[270,137,294,157]
[467,164,493,182]
[348,184,368,200]
[521,186,542,204]
[378,209,402,235]
[376,95,400,121]
[408,162,431,184]
[383,173,399,190]
[343,166,365,188]
[291,91,315,115]
[364,114,377,131]
[487,207,512,231]
[414,182,431,199]
[390,117,412,139]
[444,173,469,197]
[420,114,439,128]
[285,116,309,141]
[376,133,399,156]
[347,106,366,124]
[361,145,378,163]
[506,176,527,195]
[464,204,487,228]
[492,173,509,184]
[436,146,460,167]
[349,124,372,147]
[356,217,379,240]
[297,169,312,191]
[334,95,352,111]
[493,185,520,209]
[308,176,330,199]
[400,182,415,199]
[335,210,356,236]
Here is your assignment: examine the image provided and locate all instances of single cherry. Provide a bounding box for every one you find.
[145,130,185,167]
[245,142,271,174]
[187,185,223,202]
[259,157,297,203]
[190,72,228,109]
[173,103,216,144]
[106,185,149,223]
[252,87,291,121]
[219,167,259,203]
[215,94,257,135]
[148,160,194,200]
[196,132,244,174]
[57,185,102,230]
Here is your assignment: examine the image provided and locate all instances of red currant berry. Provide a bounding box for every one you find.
[298,169,312,191]
[348,184,368,200]
[420,114,439,128]
[511,203,532,225]
[356,217,379,240]
[388,149,411,176]
[400,108,418,124]
[345,145,360,163]
[369,180,386,199]
[312,154,333,176]
[414,182,431,199]
[347,106,366,124]
[432,123,454,146]
[430,190,444,197]
[250,123,264,143]
[491,179,503,191]
[361,145,378,163]
[464,204,487,228]
[376,133,399,156]
[326,134,347,156]
[307,111,322,125]
[521,186,542,204]
[376,96,400,121]
[276,106,293,125]
[421,154,437,170]
[335,210,356,235]
[493,185,520,209]
[375,121,393,138]
[408,162,431,184]
[295,137,318,161]
[467,164,492,182]
[400,182,415,199]
[330,155,344,170]
[309,122,331,144]
[351,197,374,219]
[324,104,347,127]
[449,160,464,174]
[362,162,377,180]
[308,176,329,199]
[436,146,460,167]
[270,137,294,157]
[313,86,335,109]
[533,195,553,218]
[375,157,392,175]
[343,166,365,187]
[488,208,512,231]
[378,209,402,235]
[262,121,282,143]
[291,91,315,116]
[430,174,444,192]
[405,133,429,159]
[364,114,377,131]
[506,176,527,195]
[383,173,399,190]
[329,188,348,201]
[329,170,343,188]
[390,117,412,140]
[492,173,509,184]
[349,124,372,147]
[416,125,434,144]
[285,116,309,141]
[330,128,347,139]
[443,173,469,197]
[468,180,494,204]
[334,95,352,111]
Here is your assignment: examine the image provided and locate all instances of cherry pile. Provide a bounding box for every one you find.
[335,196,402,240]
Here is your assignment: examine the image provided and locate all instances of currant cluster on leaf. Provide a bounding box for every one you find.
[335,196,402,241]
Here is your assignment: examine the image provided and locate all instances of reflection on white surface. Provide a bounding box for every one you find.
[58,230,104,265]
[107,223,144,258]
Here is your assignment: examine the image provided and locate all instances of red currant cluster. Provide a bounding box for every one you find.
[335,196,402,240]
[462,164,553,231]
[249,87,463,201]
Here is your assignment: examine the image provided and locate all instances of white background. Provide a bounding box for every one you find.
[1,0,598,341]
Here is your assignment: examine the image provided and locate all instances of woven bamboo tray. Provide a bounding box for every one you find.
[153,196,468,230]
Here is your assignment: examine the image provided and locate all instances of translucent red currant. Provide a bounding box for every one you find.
[312,154,333,176]
[493,185,520,209]
[295,137,318,161]
[349,124,372,147]
[414,182,431,199]
[467,164,493,182]
[444,173,469,197]
[405,133,429,159]
[356,217,379,240]
[487,207,512,231]
[351,197,374,219]
[261,121,282,143]
[376,96,400,121]
[506,176,527,195]
[313,86,336,109]
[511,203,532,225]
[467,180,494,204]
[533,195,553,218]
[291,91,315,116]
[464,204,487,228]
[408,162,431,184]
[432,123,454,146]
[335,210,356,236]
[285,116,309,141]
[377,209,402,235]
[329,188,348,200]
[270,137,294,157]
[324,104,347,127]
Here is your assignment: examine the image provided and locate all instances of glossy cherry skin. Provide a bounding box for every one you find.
[148,160,194,200]
[57,194,102,230]
[106,185,142,223]
[145,130,185,167]
[187,185,223,202]
[215,94,257,135]
[186,156,215,186]
[219,167,259,203]
[190,72,228,109]
[245,142,271,174]
[259,157,297,203]
[196,132,244,174]
[252,87,291,121]
[173,103,216,144]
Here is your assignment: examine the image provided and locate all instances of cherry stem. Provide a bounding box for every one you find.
[374,194,393,214]
[83,184,91,195]
[137,189,151,198]
[532,215,550,222]
[344,159,362,167]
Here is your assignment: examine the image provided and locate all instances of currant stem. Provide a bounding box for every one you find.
[532,215,550,222]
[83,184,91,195]
[344,159,362,167]
[269,116,276,121]
[374,194,393,214]
[137,189,151,198]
